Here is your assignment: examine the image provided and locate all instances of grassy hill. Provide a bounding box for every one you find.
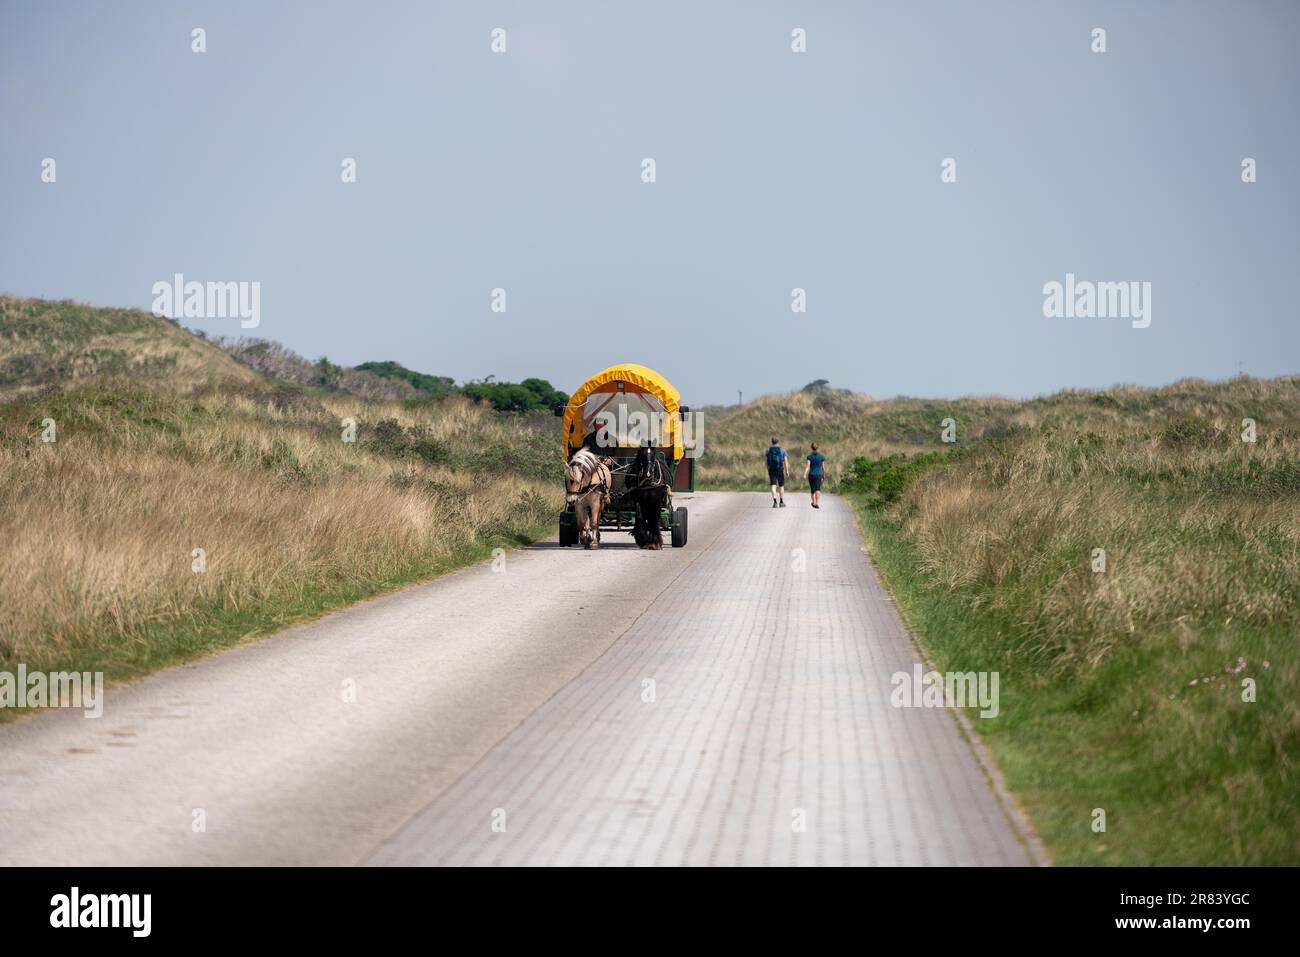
[214,337,422,402]
[0,297,565,711]
[0,296,263,401]
[0,295,567,411]
[705,374,1300,865]
[700,376,1300,487]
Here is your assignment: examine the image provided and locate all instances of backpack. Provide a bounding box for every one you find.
[765,445,783,470]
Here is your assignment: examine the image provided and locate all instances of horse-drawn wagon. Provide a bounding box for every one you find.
[555,363,694,548]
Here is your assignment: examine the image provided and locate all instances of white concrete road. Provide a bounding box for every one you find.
[0,491,1043,866]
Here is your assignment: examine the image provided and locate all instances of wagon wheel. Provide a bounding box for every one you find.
[559,514,578,547]
[671,506,688,548]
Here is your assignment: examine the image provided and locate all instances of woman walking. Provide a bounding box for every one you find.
[803,443,827,508]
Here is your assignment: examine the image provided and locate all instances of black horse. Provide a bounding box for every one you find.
[626,444,669,549]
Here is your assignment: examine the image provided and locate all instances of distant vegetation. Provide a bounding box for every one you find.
[0,296,572,415]
[459,377,568,413]
[217,339,568,412]
[356,360,455,399]
[359,363,568,413]
[218,343,568,413]
[706,374,1300,865]
[216,338,420,401]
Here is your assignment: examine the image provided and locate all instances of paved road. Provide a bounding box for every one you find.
[0,491,1042,866]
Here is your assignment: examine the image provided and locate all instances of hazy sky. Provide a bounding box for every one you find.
[3,1,1297,404]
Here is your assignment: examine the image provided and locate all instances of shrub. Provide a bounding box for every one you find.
[840,451,953,507]
[365,418,448,465]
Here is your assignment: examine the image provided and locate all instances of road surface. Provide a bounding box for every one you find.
[0,492,1043,866]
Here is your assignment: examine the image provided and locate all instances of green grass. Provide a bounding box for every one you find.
[849,494,1297,865]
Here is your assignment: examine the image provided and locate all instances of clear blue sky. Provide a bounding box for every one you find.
[3,0,1297,404]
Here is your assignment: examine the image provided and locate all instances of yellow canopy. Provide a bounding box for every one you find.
[563,363,683,462]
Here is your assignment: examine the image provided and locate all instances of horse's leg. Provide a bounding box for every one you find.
[639,490,654,549]
[650,493,660,549]
[578,499,591,548]
[653,489,666,549]
[635,494,650,548]
[629,494,643,546]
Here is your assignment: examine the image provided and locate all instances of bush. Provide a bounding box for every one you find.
[460,378,568,413]
[1160,416,1221,448]
[365,418,448,465]
[840,451,952,507]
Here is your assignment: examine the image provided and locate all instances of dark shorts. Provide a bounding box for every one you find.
[808,474,823,493]
[768,470,784,487]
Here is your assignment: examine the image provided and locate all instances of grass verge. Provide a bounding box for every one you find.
[849,494,1296,866]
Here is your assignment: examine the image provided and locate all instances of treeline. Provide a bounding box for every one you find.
[359,362,567,413]
[216,338,567,413]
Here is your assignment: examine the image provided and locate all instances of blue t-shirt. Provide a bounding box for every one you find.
[765,445,787,472]
[806,452,826,477]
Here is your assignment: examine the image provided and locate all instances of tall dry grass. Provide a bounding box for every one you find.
[827,378,1300,863]
[895,425,1300,672]
[0,384,563,675]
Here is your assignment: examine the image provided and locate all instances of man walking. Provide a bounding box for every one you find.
[765,436,788,508]
[803,442,827,508]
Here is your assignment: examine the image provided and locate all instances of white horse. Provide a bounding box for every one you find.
[565,449,612,548]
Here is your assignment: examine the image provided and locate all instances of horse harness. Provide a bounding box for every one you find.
[573,460,612,497]
[627,451,669,491]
